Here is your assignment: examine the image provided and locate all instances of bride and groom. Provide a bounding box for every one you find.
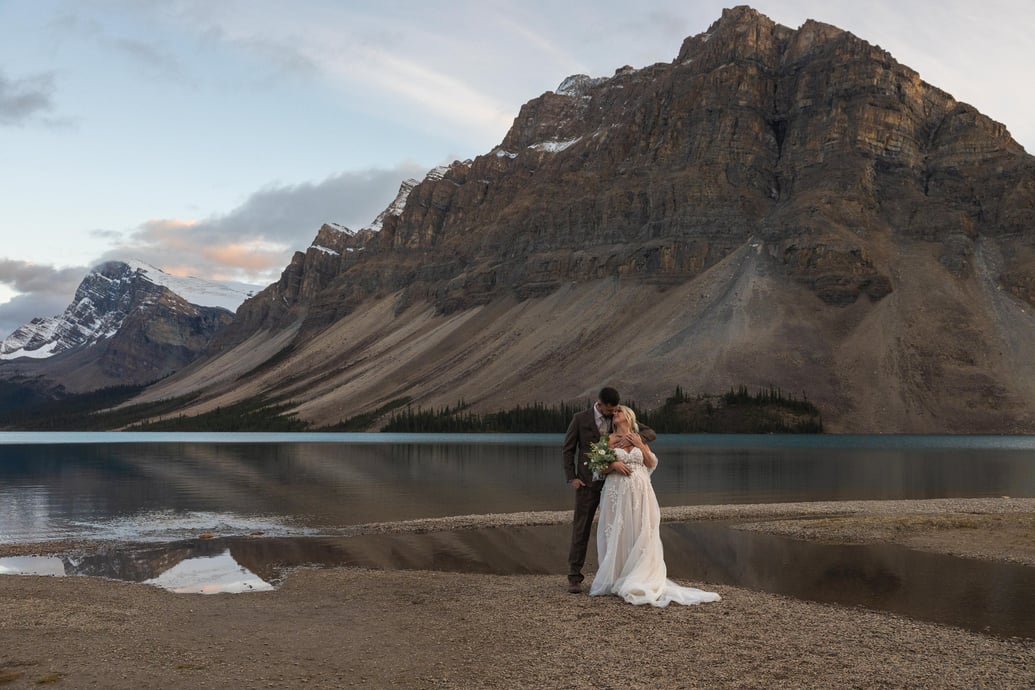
[562,386,720,607]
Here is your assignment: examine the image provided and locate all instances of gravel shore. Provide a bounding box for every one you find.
[2,498,1035,688]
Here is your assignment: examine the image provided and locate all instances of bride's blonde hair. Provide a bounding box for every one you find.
[618,404,639,432]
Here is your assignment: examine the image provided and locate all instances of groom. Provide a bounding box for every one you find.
[562,386,655,593]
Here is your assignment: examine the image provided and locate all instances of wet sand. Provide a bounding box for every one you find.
[3,498,1035,688]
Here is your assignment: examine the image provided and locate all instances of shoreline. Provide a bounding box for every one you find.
[3,497,1035,688]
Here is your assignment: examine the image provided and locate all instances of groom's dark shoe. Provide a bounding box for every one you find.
[567,581,583,594]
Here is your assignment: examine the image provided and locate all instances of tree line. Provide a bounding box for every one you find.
[1,380,822,434]
[372,385,821,434]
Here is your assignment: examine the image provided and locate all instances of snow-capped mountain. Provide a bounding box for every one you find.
[121,259,259,312]
[1,261,260,361]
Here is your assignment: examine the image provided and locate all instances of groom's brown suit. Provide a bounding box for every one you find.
[563,408,655,585]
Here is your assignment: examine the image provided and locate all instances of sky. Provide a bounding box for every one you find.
[2,0,1034,338]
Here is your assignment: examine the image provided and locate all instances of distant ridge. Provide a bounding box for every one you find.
[0,261,260,394]
[1,260,258,361]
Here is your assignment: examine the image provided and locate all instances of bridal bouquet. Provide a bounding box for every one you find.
[585,434,616,475]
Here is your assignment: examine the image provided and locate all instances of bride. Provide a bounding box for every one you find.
[589,405,721,607]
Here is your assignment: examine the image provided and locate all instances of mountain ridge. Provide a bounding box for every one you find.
[48,6,1035,431]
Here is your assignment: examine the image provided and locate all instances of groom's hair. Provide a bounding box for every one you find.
[598,387,620,406]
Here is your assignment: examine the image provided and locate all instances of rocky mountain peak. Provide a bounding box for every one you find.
[367,178,419,232]
[676,4,789,65]
[225,4,1032,325]
[123,7,1035,433]
[556,74,608,97]
[0,261,258,391]
[2,261,149,360]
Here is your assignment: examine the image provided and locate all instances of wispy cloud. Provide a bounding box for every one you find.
[326,45,516,136]
[0,70,59,127]
[138,2,522,142]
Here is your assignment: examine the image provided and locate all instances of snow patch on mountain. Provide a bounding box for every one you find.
[0,317,61,359]
[556,74,608,96]
[367,178,418,232]
[123,260,259,312]
[529,138,582,153]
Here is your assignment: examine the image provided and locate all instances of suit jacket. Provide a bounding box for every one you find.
[562,408,656,485]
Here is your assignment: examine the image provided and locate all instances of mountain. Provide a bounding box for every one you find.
[123,7,1035,432]
[0,261,259,393]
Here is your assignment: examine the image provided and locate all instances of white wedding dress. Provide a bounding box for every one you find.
[589,447,721,607]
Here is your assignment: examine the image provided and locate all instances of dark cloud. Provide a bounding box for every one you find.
[197,164,430,241]
[0,292,73,341]
[0,70,58,126]
[0,260,86,297]
[0,261,86,340]
[100,162,430,282]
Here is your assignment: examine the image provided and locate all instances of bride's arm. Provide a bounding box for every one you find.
[642,444,657,470]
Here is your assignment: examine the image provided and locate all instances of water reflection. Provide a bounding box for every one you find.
[0,555,65,577]
[143,551,272,594]
[0,540,273,594]
[2,434,1035,543]
[0,440,568,542]
[4,523,1034,638]
[663,523,1035,638]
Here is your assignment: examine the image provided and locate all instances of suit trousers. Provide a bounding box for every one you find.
[568,480,604,583]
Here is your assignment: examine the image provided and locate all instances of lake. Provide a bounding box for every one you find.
[4,431,1035,635]
[2,431,1034,543]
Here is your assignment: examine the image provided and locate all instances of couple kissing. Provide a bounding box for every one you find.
[562,386,720,607]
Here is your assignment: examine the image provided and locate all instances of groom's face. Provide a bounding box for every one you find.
[598,402,618,417]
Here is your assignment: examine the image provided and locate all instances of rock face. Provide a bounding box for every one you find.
[0,262,244,393]
[133,6,1035,433]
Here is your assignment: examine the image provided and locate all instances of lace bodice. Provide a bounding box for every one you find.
[613,446,646,467]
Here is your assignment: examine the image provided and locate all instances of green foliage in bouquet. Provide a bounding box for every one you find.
[585,434,617,474]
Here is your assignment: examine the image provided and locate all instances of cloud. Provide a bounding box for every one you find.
[0,260,85,297]
[322,44,516,137]
[0,261,86,339]
[99,162,430,283]
[134,2,522,144]
[1,160,429,334]
[0,293,74,341]
[0,162,430,337]
[0,70,58,126]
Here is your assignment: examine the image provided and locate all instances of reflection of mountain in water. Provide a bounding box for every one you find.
[6,438,1035,545]
[60,538,272,593]
[143,550,273,594]
[63,539,229,582]
[1,440,566,535]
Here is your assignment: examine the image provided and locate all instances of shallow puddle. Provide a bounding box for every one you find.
[0,539,273,594]
[3,522,1034,638]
